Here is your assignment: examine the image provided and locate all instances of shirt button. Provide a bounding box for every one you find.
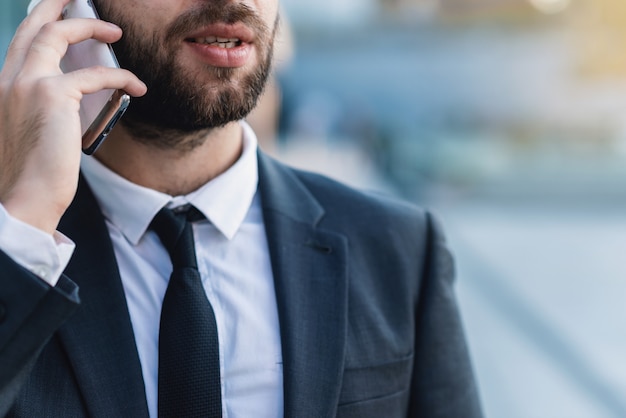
[31,266,51,280]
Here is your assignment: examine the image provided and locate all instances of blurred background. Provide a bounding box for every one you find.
[4,0,626,416]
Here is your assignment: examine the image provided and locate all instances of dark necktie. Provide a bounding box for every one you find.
[150,206,222,418]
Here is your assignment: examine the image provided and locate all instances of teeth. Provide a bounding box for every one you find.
[193,37,241,48]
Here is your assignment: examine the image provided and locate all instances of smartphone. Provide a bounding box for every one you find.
[28,0,130,154]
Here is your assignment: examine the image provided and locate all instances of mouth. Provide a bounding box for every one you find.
[187,37,244,49]
[184,23,255,47]
[182,24,256,68]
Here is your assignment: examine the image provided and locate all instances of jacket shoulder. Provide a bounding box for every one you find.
[291,167,430,231]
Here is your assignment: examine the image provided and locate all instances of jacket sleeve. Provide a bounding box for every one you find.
[408,212,483,417]
[0,250,79,416]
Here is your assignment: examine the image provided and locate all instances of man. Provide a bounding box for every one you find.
[0,0,482,416]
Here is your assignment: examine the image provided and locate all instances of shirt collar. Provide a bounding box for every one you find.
[80,121,259,245]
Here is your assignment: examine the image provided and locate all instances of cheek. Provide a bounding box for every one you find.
[269,5,280,27]
[114,1,172,31]
[253,0,279,27]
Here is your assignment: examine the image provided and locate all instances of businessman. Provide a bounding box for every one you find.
[0,0,482,416]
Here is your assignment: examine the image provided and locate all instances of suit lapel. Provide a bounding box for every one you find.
[57,176,149,418]
[258,153,349,418]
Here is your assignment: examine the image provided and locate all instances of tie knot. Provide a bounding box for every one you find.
[150,205,203,268]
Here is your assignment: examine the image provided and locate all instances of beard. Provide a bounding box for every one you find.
[96,1,276,149]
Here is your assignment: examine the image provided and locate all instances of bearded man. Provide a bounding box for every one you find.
[0,0,482,416]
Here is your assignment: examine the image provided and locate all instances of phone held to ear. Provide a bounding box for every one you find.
[28,0,130,154]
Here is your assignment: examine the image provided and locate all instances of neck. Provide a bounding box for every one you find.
[93,122,244,196]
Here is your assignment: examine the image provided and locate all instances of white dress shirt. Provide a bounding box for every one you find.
[0,121,284,418]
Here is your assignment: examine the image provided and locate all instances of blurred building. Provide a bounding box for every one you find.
[378,0,543,22]
[573,0,626,79]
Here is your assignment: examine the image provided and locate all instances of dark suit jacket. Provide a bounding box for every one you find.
[0,152,481,417]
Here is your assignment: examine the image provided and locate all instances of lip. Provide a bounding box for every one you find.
[183,23,256,68]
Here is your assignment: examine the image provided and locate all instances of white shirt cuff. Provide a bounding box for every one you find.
[0,204,76,286]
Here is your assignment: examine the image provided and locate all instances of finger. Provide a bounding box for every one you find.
[20,19,123,75]
[4,0,70,66]
[63,66,147,97]
[27,0,45,15]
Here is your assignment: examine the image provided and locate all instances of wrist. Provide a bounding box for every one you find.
[2,189,69,235]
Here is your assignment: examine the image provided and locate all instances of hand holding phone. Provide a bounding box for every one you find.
[58,0,131,154]
[28,0,131,154]
[0,0,146,233]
